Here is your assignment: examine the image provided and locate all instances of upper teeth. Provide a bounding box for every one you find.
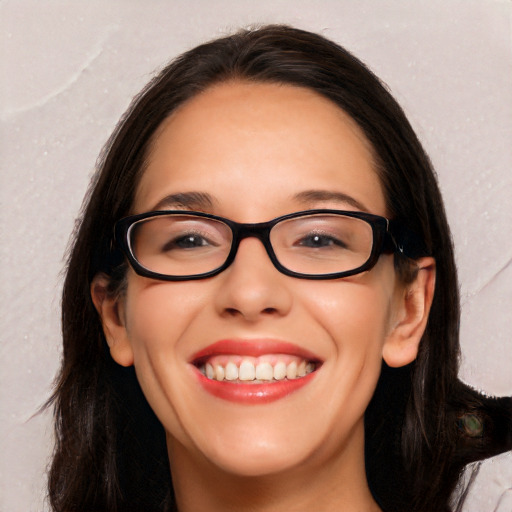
[199,356,315,382]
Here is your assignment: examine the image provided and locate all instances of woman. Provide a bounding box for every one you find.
[48,25,511,511]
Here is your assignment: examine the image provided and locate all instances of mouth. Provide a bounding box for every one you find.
[197,354,317,383]
[190,340,322,404]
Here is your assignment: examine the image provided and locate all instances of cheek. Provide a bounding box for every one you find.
[120,278,215,443]
[297,269,396,410]
[304,278,394,354]
[123,279,209,352]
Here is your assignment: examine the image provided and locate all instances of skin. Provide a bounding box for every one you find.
[93,81,435,511]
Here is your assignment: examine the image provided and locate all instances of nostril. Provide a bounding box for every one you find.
[223,306,277,316]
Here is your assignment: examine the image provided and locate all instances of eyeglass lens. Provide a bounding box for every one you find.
[128,213,374,277]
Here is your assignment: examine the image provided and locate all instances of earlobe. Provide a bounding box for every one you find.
[90,274,134,367]
[382,257,436,368]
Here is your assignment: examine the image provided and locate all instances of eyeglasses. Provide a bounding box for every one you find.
[114,209,409,281]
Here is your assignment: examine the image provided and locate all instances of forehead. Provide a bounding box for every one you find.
[135,81,386,218]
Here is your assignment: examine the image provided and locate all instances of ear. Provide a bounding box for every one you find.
[90,273,134,367]
[382,257,436,368]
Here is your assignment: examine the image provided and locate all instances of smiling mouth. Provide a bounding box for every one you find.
[196,354,317,383]
[190,340,322,403]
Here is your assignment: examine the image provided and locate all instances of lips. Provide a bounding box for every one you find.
[190,339,322,404]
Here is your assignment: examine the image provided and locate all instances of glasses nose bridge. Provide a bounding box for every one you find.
[230,222,275,263]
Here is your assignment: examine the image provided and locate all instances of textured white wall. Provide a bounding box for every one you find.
[1,1,510,510]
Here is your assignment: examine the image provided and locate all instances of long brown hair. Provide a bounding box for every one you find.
[48,25,510,512]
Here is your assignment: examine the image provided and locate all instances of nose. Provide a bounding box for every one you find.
[213,237,293,322]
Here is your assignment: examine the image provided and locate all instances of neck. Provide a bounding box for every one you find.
[167,424,382,512]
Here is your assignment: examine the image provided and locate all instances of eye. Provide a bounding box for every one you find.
[295,232,347,249]
[163,232,214,251]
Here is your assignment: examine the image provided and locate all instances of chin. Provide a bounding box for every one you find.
[167,413,320,478]
[204,439,311,478]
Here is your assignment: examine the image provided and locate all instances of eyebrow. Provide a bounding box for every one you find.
[151,189,368,213]
[292,190,369,212]
[152,192,216,211]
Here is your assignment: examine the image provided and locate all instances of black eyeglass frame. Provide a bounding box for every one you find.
[114,209,412,281]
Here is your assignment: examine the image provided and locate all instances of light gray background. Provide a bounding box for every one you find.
[1,1,511,511]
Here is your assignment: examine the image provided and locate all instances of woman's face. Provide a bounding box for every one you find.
[102,81,413,478]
